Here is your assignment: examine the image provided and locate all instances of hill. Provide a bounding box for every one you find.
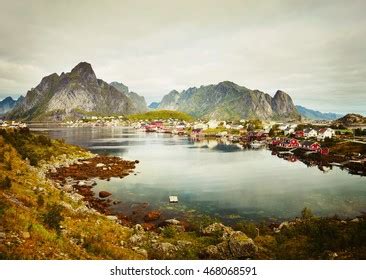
[128,110,194,121]
[157,81,300,121]
[6,62,146,121]
[333,113,366,127]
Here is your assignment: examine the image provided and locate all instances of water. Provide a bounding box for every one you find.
[34,126,366,223]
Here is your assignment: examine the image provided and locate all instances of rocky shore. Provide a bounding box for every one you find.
[46,155,139,216]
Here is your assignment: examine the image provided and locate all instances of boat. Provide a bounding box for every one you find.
[169,196,178,203]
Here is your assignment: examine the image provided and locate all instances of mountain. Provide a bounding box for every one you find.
[110,82,147,113]
[333,113,366,127]
[157,81,300,120]
[7,62,146,121]
[148,102,160,109]
[0,96,24,115]
[296,105,343,120]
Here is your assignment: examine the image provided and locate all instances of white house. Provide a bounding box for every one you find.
[284,127,295,136]
[207,120,219,129]
[317,128,335,141]
[193,123,208,130]
[304,128,318,138]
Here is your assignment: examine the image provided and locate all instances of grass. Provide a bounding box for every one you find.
[128,110,194,121]
[0,131,144,260]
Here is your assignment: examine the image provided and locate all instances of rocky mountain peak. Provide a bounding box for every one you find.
[70,62,97,84]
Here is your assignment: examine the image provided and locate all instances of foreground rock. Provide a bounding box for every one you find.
[202,223,258,259]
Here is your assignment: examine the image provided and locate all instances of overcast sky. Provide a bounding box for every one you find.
[0,0,365,114]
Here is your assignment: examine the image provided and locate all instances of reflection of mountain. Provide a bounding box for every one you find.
[190,140,243,152]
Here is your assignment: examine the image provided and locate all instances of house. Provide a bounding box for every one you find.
[317,128,335,141]
[193,123,208,130]
[278,124,288,131]
[280,138,300,148]
[295,130,305,138]
[304,128,317,138]
[207,120,219,129]
[301,140,320,151]
[284,127,295,136]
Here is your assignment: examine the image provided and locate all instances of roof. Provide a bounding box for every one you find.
[301,140,318,146]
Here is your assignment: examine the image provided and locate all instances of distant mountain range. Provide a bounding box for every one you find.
[296,105,343,121]
[6,62,147,121]
[157,81,300,120]
[148,102,160,109]
[0,96,24,115]
[3,62,349,121]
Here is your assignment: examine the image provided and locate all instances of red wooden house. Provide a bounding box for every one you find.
[295,130,305,138]
[301,141,320,151]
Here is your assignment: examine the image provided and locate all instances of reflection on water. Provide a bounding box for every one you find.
[34,126,366,222]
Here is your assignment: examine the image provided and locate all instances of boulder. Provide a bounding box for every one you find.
[144,210,161,222]
[227,231,258,259]
[132,247,148,258]
[21,231,31,239]
[165,219,180,225]
[99,191,112,198]
[152,242,178,258]
[202,223,233,238]
[204,231,258,260]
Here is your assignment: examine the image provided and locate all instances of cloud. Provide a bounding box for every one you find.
[0,0,365,113]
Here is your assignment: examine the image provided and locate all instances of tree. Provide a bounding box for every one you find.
[301,207,314,219]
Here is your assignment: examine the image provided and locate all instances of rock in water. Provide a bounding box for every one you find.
[144,210,161,222]
[99,191,112,198]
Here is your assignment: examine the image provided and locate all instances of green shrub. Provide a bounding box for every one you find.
[161,226,177,238]
[37,194,45,207]
[0,176,12,189]
[42,204,64,234]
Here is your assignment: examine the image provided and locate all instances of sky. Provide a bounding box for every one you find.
[0,0,365,114]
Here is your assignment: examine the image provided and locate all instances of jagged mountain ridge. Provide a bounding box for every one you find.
[7,62,147,121]
[158,81,300,120]
[296,105,343,120]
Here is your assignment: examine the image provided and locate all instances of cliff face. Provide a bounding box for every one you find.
[110,82,147,113]
[158,81,300,120]
[7,62,145,121]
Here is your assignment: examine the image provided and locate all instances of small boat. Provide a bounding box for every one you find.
[169,196,178,203]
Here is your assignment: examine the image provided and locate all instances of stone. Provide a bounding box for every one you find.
[144,210,161,222]
[205,231,257,260]
[153,242,178,257]
[227,231,258,259]
[165,219,180,225]
[22,231,31,239]
[129,234,144,244]
[96,163,106,168]
[132,247,148,258]
[202,223,233,238]
[106,215,118,221]
[133,224,145,234]
[99,191,112,198]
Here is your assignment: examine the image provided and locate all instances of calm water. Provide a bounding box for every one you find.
[34,126,366,222]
